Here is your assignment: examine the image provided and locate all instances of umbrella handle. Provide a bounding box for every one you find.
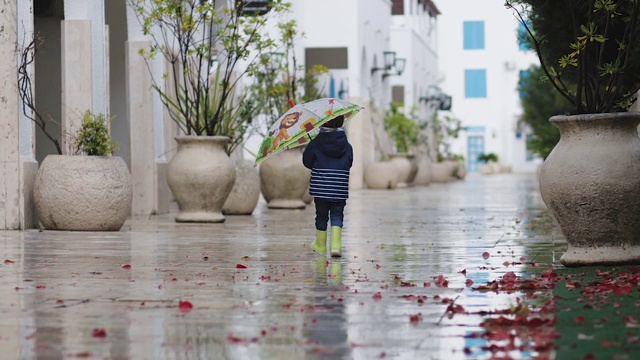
[288,99,295,108]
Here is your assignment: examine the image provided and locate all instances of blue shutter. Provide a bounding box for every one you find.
[465,69,487,98]
[463,21,485,50]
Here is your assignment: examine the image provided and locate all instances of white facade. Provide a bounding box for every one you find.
[437,0,540,173]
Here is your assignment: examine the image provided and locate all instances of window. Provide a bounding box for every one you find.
[392,0,404,15]
[517,23,531,51]
[518,69,530,99]
[465,69,487,98]
[463,21,485,50]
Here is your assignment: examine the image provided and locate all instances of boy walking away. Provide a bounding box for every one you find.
[303,115,353,257]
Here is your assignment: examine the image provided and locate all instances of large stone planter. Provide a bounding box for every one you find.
[259,147,310,209]
[389,153,418,187]
[223,160,260,215]
[167,136,235,223]
[431,161,456,183]
[413,156,433,186]
[34,155,133,231]
[539,112,640,266]
[364,161,399,189]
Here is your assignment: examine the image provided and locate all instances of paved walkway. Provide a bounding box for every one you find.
[1,173,569,359]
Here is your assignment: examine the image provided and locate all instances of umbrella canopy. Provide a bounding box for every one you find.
[254,98,363,165]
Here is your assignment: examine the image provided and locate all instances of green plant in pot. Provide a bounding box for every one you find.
[507,0,640,266]
[130,0,290,222]
[245,19,328,209]
[382,102,424,186]
[477,153,498,163]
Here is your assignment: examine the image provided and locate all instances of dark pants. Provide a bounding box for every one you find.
[314,198,346,231]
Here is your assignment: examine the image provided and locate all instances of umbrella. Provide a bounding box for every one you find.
[254,98,364,165]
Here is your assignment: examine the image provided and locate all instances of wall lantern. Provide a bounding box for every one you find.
[371,51,397,75]
[382,57,406,78]
[419,85,453,111]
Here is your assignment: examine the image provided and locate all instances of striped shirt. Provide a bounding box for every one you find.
[309,168,350,200]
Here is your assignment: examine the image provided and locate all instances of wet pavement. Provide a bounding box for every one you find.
[0,173,593,359]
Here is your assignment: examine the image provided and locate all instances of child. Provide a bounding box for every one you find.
[303,114,353,257]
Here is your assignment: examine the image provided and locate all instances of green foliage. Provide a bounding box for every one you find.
[519,65,572,159]
[130,0,291,138]
[246,19,328,136]
[432,112,463,161]
[384,102,422,153]
[477,152,499,163]
[506,0,640,114]
[73,111,118,156]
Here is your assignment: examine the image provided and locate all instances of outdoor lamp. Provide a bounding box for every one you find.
[382,57,406,78]
[371,51,397,75]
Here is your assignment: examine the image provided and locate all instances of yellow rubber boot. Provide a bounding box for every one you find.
[330,226,342,257]
[310,230,327,254]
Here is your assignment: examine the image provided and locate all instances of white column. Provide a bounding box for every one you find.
[125,3,170,215]
[0,0,38,229]
[61,19,92,154]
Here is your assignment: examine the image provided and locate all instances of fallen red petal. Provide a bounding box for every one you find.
[179,300,193,311]
[482,252,490,259]
[92,328,107,338]
[122,264,131,269]
[236,264,247,269]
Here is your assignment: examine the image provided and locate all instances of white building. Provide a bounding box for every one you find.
[436,0,540,173]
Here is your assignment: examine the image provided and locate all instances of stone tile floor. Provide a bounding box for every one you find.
[0,173,592,359]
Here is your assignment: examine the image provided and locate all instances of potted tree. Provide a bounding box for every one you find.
[431,112,464,182]
[507,0,640,266]
[246,19,328,209]
[383,102,422,187]
[131,0,289,222]
[33,111,133,231]
[17,35,132,231]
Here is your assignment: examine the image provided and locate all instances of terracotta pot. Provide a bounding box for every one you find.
[167,136,235,223]
[223,160,261,215]
[539,112,640,266]
[259,148,310,209]
[34,155,133,231]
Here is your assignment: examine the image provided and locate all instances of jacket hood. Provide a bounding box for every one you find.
[315,129,349,158]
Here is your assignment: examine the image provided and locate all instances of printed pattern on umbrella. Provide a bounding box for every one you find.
[255,98,363,164]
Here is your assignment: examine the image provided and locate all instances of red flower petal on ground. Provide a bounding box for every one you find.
[4,259,15,264]
[36,285,46,289]
[482,252,490,259]
[178,300,193,311]
[373,292,382,300]
[423,282,431,287]
[435,275,448,287]
[409,313,422,323]
[375,264,382,269]
[122,264,131,270]
[236,264,247,269]
[92,328,107,338]
[460,268,467,275]
[575,315,585,324]
[465,279,474,287]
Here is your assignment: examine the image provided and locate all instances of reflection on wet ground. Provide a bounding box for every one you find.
[0,173,572,359]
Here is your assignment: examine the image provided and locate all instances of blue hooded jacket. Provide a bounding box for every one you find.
[302,128,353,201]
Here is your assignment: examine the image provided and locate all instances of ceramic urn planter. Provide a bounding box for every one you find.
[34,155,133,231]
[259,147,311,209]
[223,159,261,215]
[364,161,399,190]
[539,112,640,266]
[167,136,236,223]
[388,153,418,187]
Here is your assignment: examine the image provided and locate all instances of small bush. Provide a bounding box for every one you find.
[73,111,118,156]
